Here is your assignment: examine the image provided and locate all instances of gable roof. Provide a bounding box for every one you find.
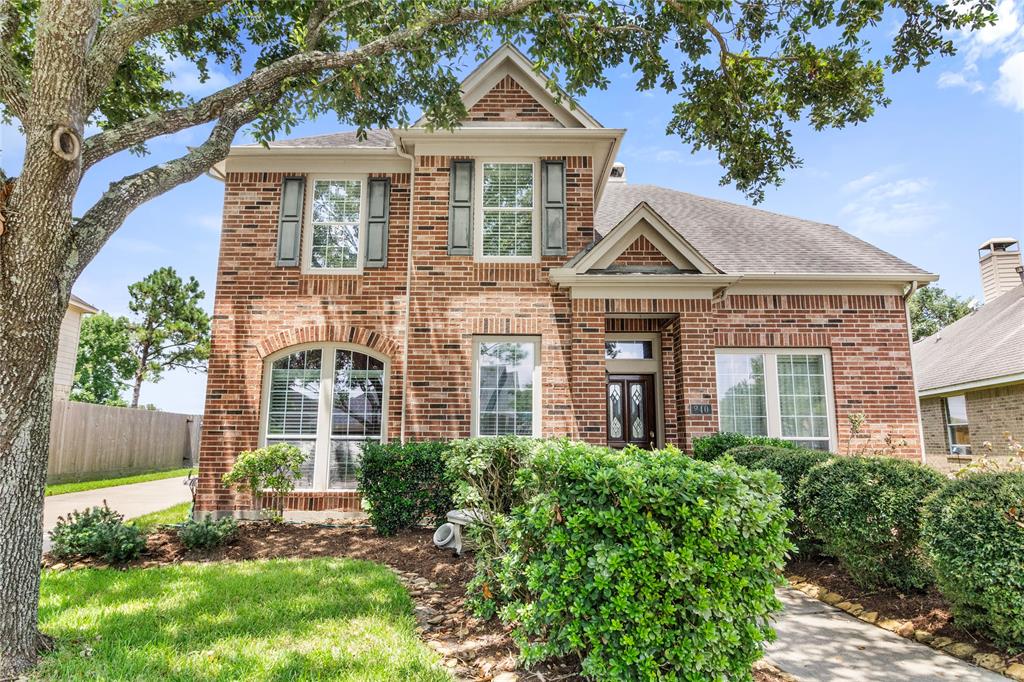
[237,129,395,150]
[596,183,931,277]
[68,293,98,314]
[912,283,1024,395]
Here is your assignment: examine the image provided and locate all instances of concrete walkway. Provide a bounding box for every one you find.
[767,588,1004,681]
[43,476,192,552]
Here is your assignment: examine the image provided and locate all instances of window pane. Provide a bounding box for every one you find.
[310,180,361,269]
[778,354,830,442]
[477,340,536,436]
[328,439,362,490]
[482,211,532,257]
[946,395,968,424]
[482,163,533,208]
[265,438,316,488]
[715,353,768,436]
[267,350,322,436]
[329,349,385,489]
[605,341,653,360]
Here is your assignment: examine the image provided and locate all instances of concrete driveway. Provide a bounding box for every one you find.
[43,476,192,552]
[767,588,1004,681]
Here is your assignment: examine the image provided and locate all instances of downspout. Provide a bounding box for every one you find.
[395,135,415,444]
[903,280,928,465]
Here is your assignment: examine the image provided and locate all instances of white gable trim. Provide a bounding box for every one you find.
[415,44,602,129]
[571,202,719,275]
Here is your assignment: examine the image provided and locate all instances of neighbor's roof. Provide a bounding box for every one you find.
[68,293,98,314]
[912,283,1024,394]
[240,129,395,150]
[595,183,931,276]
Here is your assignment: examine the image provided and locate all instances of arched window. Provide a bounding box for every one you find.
[261,344,387,490]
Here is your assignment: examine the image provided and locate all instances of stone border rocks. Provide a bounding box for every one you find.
[786,574,1024,680]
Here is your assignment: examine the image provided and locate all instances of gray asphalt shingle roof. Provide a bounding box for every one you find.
[246,129,395,149]
[912,284,1024,393]
[596,183,930,276]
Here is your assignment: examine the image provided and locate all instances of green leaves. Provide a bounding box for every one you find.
[922,472,1024,652]
[357,441,454,536]
[71,311,138,406]
[909,285,975,341]
[222,442,307,516]
[50,503,146,563]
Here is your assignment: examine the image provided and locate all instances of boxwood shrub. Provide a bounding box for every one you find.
[357,441,454,536]
[498,441,792,680]
[726,445,831,554]
[922,472,1024,652]
[692,432,796,462]
[799,456,946,590]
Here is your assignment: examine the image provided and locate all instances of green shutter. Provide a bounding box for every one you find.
[448,160,474,255]
[541,160,566,256]
[364,177,391,268]
[276,176,305,266]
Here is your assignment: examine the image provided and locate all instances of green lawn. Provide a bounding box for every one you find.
[129,501,192,533]
[36,558,450,681]
[46,468,193,496]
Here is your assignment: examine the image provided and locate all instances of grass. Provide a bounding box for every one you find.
[128,501,192,533]
[36,558,451,681]
[46,467,193,497]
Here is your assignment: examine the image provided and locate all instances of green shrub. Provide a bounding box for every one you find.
[50,504,146,563]
[498,441,792,680]
[692,432,796,462]
[357,441,454,536]
[922,472,1024,652]
[178,516,238,550]
[799,456,945,590]
[443,436,541,615]
[222,443,306,519]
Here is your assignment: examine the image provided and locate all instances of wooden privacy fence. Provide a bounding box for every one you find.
[48,400,202,482]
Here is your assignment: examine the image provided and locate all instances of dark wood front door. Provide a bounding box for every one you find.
[607,374,655,449]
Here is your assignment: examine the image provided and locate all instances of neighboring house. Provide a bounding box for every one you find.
[913,238,1024,470]
[196,45,937,518]
[53,293,97,400]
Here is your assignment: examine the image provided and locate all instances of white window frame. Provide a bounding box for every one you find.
[943,394,972,456]
[259,342,389,491]
[302,174,368,275]
[474,159,540,263]
[471,335,542,437]
[715,348,838,452]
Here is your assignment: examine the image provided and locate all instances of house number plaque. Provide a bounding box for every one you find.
[689,404,713,415]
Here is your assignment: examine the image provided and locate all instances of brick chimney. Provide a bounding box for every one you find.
[978,237,1022,303]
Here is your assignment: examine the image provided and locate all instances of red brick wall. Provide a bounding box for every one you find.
[466,75,557,123]
[612,235,676,268]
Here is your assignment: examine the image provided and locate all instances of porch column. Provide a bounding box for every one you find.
[676,300,718,452]
[570,298,606,443]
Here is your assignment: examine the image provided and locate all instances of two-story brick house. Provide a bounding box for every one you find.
[195,45,937,518]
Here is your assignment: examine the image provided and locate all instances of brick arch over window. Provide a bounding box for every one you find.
[255,325,402,361]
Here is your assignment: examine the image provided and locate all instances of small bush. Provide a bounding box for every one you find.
[799,456,945,590]
[178,516,238,550]
[222,443,306,519]
[50,504,145,563]
[443,436,541,615]
[692,432,796,462]
[922,472,1024,651]
[357,441,454,536]
[499,441,792,680]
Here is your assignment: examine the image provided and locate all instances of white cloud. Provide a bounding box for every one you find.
[937,69,985,92]
[193,213,223,232]
[166,54,231,97]
[840,168,941,235]
[996,50,1024,109]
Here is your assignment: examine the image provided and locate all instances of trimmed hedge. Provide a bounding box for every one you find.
[799,456,946,590]
[498,441,792,680]
[357,441,454,536]
[692,432,796,462]
[922,472,1024,652]
[726,445,831,554]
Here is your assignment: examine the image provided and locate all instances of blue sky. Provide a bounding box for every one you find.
[2,5,1021,414]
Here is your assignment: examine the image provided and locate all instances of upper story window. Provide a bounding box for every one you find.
[477,161,537,261]
[715,349,836,451]
[944,394,971,456]
[305,176,365,273]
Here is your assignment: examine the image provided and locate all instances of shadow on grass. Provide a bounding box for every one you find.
[36,557,450,681]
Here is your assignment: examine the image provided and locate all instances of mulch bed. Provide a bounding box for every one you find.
[787,556,1014,661]
[43,522,792,681]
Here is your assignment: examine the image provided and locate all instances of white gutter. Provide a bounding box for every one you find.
[394,133,416,444]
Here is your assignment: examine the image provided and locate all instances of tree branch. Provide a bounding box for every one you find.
[85,0,230,108]
[81,0,541,170]
[72,97,266,277]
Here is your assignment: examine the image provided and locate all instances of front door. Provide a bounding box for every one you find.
[606,374,655,449]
